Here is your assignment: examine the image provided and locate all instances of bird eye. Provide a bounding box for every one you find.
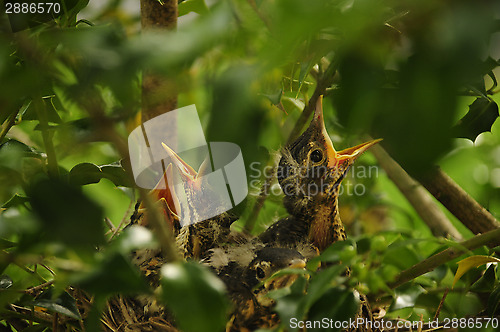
[256,267,266,279]
[310,149,323,164]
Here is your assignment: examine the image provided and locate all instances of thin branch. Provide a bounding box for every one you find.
[245,58,339,231]
[79,89,180,262]
[244,157,278,232]
[23,281,55,296]
[286,58,338,144]
[137,0,180,262]
[34,98,59,178]
[110,199,135,240]
[433,287,449,320]
[370,144,463,241]
[140,0,178,123]
[388,227,500,289]
[419,167,500,235]
[0,108,20,142]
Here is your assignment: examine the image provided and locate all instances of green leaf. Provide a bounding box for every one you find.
[2,194,30,209]
[69,162,133,187]
[383,245,420,271]
[453,255,500,288]
[75,252,150,296]
[178,0,209,17]
[0,139,41,169]
[0,238,16,250]
[453,98,499,141]
[309,238,356,267]
[30,288,81,320]
[307,287,359,332]
[160,261,228,332]
[22,98,62,124]
[271,276,308,330]
[61,0,90,27]
[69,163,102,185]
[470,264,497,292]
[304,265,346,311]
[487,285,500,316]
[111,225,156,254]
[391,284,425,310]
[28,178,106,250]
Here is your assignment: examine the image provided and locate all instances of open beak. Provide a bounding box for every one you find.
[335,138,382,166]
[311,95,381,167]
[161,142,198,181]
[143,142,204,222]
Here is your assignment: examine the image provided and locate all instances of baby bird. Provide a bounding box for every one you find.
[259,96,381,252]
[203,244,307,331]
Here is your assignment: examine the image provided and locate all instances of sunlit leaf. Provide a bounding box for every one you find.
[453,255,500,288]
[111,225,156,253]
[178,0,209,17]
[392,284,425,310]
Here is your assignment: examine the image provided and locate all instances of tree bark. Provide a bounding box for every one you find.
[140,0,178,123]
[389,227,500,289]
[419,167,500,235]
[139,0,180,262]
[370,145,463,241]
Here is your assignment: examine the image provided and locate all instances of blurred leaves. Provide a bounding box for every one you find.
[178,0,209,17]
[160,261,229,332]
[0,0,499,329]
[29,288,81,320]
[74,252,149,296]
[27,178,106,251]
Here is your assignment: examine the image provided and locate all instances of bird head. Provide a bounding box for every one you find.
[244,247,306,290]
[278,96,381,216]
[139,143,214,231]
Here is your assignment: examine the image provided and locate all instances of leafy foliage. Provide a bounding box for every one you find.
[0,0,499,331]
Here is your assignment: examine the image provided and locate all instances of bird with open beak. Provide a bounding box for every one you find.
[259,95,381,252]
[131,142,238,261]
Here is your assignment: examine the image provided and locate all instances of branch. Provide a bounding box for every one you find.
[0,108,19,143]
[79,89,180,262]
[286,59,338,144]
[245,59,339,231]
[136,0,180,262]
[388,227,500,289]
[34,98,59,178]
[140,0,178,123]
[419,167,500,235]
[370,144,463,241]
